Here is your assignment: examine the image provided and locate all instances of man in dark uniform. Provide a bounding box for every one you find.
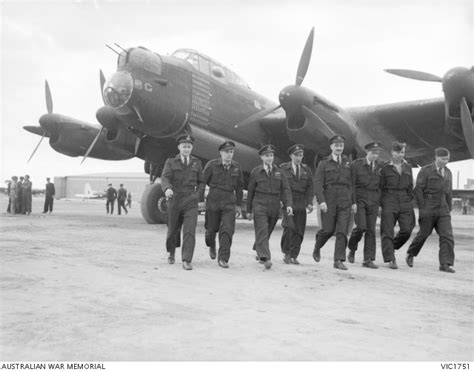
[21,175,32,215]
[43,178,55,213]
[313,135,356,270]
[347,141,383,269]
[280,144,313,265]
[16,176,24,214]
[105,184,117,214]
[247,144,293,270]
[380,142,415,269]
[161,134,205,270]
[406,147,455,273]
[201,140,244,268]
[117,184,128,215]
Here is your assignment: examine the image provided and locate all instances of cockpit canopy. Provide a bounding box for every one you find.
[117,46,162,75]
[172,48,249,88]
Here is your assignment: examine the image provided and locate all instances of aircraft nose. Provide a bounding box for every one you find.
[103,70,133,109]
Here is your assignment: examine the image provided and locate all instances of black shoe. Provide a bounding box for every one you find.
[209,246,217,260]
[264,260,272,269]
[312,246,321,262]
[439,264,455,273]
[218,260,229,268]
[182,261,193,270]
[283,254,291,264]
[167,254,175,264]
[290,258,300,265]
[333,260,348,270]
[406,254,414,268]
[348,250,355,264]
[362,260,379,269]
[389,259,398,270]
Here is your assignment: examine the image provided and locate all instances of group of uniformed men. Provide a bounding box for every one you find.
[160,133,456,274]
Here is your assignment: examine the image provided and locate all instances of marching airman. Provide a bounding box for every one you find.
[313,135,356,270]
[247,144,293,269]
[280,144,313,265]
[202,140,244,268]
[161,134,205,270]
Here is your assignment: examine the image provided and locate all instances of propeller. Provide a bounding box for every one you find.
[27,80,53,162]
[385,66,474,157]
[233,28,315,129]
[81,69,107,164]
[384,69,442,82]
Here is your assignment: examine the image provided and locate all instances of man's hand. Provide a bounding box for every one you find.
[235,206,242,218]
[165,189,173,199]
[287,206,293,216]
[306,204,313,214]
[247,212,253,221]
[351,204,357,213]
[320,202,328,213]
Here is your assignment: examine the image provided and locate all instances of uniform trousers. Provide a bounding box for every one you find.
[407,213,454,266]
[166,192,198,262]
[315,188,351,261]
[252,196,281,261]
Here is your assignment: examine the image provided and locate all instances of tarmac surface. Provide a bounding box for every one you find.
[0,196,473,361]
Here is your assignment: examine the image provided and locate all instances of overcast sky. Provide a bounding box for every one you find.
[1,0,473,188]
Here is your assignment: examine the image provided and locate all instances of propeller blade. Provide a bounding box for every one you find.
[81,128,103,164]
[27,132,46,163]
[460,96,474,157]
[295,27,314,86]
[45,80,53,113]
[134,137,141,155]
[234,104,281,129]
[384,69,442,82]
[100,69,106,103]
[301,105,335,138]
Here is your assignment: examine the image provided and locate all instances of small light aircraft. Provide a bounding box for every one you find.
[74,183,105,200]
[24,29,474,223]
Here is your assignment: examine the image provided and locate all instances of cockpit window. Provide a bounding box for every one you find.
[118,47,162,75]
[186,54,199,69]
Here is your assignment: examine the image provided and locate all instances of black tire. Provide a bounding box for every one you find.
[141,183,168,224]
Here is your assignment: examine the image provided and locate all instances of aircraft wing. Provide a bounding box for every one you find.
[347,98,471,165]
[452,189,474,199]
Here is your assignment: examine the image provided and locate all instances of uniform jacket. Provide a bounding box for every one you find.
[280,161,313,210]
[351,157,382,205]
[314,154,354,204]
[414,162,452,214]
[45,183,55,197]
[117,187,127,202]
[161,154,205,196]
[22,180,32,197]
[201,158,244,206]
[247,163,292,213]
[380,161,414,202]
[106,187,117,201]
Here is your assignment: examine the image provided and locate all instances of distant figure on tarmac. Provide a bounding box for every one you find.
[117,184,128,215]
[126,192,132,208]
[106,184,117,214]
[16,176,24,214]
[43,177,55,213]
[406,147,456,273]
[5,180,11,213]
[461,199,470,215]
[22,175,32,215]
[8,176,19,214]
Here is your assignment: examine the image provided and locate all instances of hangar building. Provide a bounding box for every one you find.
[54,172,150,201]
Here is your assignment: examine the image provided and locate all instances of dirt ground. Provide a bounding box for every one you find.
[0,195,472,361]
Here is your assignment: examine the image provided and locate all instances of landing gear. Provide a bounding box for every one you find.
[141,182,168,224]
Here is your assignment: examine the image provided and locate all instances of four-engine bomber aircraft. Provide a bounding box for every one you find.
[24,29,474,224]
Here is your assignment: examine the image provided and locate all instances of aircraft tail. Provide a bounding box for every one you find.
[84,183,93,195]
